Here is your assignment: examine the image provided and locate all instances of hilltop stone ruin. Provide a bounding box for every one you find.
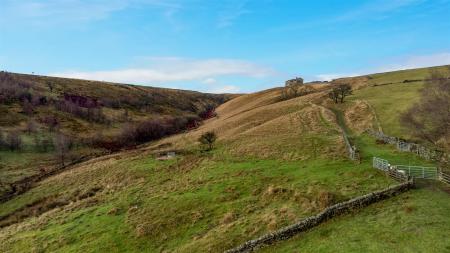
[285,77,304,86]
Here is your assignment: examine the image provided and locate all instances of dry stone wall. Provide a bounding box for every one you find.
[366,129,448,163]
[225,181,413,253]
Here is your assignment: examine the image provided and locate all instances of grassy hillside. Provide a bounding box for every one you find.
[0,65,449,252]
[0,72,230,195]
[261,185,450,253]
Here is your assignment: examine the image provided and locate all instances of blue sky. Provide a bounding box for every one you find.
[1,0,449,93]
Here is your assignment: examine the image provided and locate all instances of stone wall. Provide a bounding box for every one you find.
[366,129,448,163]
[225,181,413,253]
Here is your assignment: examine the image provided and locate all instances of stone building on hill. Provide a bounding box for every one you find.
[285,77,304,87]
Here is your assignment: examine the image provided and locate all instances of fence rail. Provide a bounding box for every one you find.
[439,172,450,184]
[373,157,449,185]
[373,157,409,182]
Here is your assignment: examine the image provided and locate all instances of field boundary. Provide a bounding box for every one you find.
[225,181,413,253]
[366,129,448,162]
[373,157,450,185]
[330,108,360,162]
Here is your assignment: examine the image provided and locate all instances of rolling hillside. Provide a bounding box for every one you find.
[0,65,449,252]
[0,72,231,196]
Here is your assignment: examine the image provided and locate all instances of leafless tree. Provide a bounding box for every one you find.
[54,132,72,166]
[328,84,352,103]
[22,99,34,115]
[0,130,6,149]
[328,89,340,103]
[401,70,450,148]
[6,131,22,151]
[26,120,37,134]
[47,81,54,92]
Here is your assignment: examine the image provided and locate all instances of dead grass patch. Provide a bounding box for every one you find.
[344,100,376,133]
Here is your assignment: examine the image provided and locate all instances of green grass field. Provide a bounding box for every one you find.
[0,147,394,252]
[261,185,450,253]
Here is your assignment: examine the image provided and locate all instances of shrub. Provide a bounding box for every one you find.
[198,131,217,151]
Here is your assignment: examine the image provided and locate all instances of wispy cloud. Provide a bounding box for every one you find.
[375,52,450,72]
[315,73,361,82]
[315,52,450,81]
[275,0,426,32]
[0,0,182,27]
[335,0,424,21]
[49,57,276,87]
[217,0,251,28]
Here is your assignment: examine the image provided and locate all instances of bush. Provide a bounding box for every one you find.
[198,131,217,151]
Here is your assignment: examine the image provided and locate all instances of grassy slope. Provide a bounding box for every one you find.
[349,65,450,138]
[0,66,449,252]
[258,65,450,252]
[0,72,230,190]
[261,186,450,253]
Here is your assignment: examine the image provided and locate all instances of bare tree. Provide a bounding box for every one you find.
[0,130,6,149]
[337,84,352,103]
[22,99,34,115]
[54,132,72,166]
[26,120,37,134]
[328,89,339,103]
[198,131,217,151]
[6,131,22,151]
[401,70,450,148]
[328,84,352,103]
[47,81,54,93]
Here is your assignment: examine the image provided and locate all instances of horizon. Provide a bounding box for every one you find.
[1,0,450,93]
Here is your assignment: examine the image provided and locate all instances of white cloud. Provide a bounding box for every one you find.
[315,73,361,81]
[49,57,275,85]
[202,78,217,84]
[208,85,240,93]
